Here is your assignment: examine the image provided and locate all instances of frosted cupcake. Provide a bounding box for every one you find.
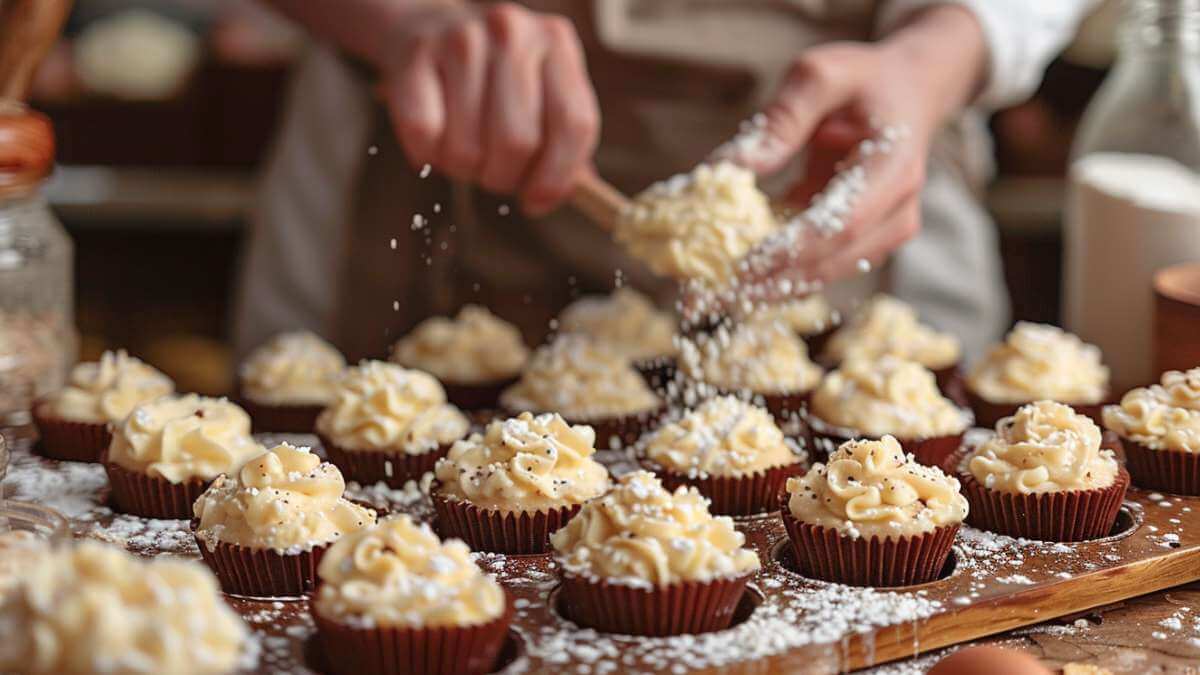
[551,470,760,636]
[312,516,512,675]
[823,295,962,393]
[104,394,262,518]
[237,331,346,433]
[33,350,173,462]
[739,294,840,355]
[1103,368,1200,494]
[558,287,678,386]
[782,436,967,586]
[433,412,609,553]
[193,442,376,597]
[0,541,246,675]
[639,396,806,515]
[966,322,1110,427]
[316,360,470,488]
[681,319,824,423]
[500,334,662,447]
[960,401,1127,541]
[391,305,529,410]
[806,356,972,466]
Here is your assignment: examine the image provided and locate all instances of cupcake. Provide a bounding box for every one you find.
[391,305,530,410]
[639,396,806,515]
[104,394,262,519]
[316,360,470,488]
[192,442,377,597]
[966,322,1110,428]
[0,541,246,675]
[1103,368,1200,494]
[312,515,512,675]
[959,401,1127,541]
[739,294,840,356]
[237,331,346,433]
[782,436,967,586]
[823,295,962,394]
[33,350,173,462]
[680,319,824,425]
[550,470,759,636]
[500,335,663,448]
[806,355,971,467]
[557,287,678,387]
[432,411,609,553]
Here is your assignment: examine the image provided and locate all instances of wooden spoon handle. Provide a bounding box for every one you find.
[0,0,73,102]
[569,170,631,232]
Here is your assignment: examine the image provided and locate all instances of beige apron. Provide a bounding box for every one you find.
[233,0,1008,363]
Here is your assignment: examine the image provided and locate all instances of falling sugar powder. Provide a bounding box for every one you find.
[498,204,511,216]
[419,164,432,178]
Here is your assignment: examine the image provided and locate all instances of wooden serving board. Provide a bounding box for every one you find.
[5,430,1200,674]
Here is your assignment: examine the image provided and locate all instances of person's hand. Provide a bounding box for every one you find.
[377,2,600,215]
[722,5,988,299]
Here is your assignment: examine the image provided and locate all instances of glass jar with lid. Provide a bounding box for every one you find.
[0,103,76,425]
[1064,0,1200,391]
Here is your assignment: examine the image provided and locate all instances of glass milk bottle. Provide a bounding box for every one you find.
[1065,0,1200,392]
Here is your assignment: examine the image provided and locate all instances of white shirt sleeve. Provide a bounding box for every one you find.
[877,0,1101,109]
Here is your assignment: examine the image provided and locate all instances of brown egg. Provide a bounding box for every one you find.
[928,646,1053,675]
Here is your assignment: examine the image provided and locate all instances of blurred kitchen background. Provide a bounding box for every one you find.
[26,0,1121,395]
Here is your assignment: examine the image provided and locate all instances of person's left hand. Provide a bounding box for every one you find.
[720,5,988,300]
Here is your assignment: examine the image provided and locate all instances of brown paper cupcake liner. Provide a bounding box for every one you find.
[800,324,838,360]
[558,571,751,637]
[319,435,449,488]
[432,491,580,554]
[236,394,323,435]
[313,600,514,675]
[442,376,519,412]
[956,454,1130,542]
[780,502,959,587]
[32,400,110,463]
[103,453,209,519]
[804,412,966,468]
[644,460,805,516]
[1115,437,1199,496]
[634,356,677,391]
[964,386,1108,430]
[193,533,328,598]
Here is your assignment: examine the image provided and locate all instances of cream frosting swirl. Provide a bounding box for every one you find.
[787,436,968,538]
[49,350,173,424]
[741,295,838,337]
[107,394,262,483]
[1103,367,1200,453]
[194,443,376,553]
[0,541,246,675]
[810,356,970,439]
[392,305,529,384]
[315,516,505,628]
[557,287,678,362]
[615,161,779,284]
[435,412,609,512]
[968,401,1118,494]
[642,396,803,477]
[824,295,961,370]
[681,320,823,394]
[550,470,760,587]
[239,331,346,406]
[967,322,1109,404]
[500,335,661,421]
[316,361,469,454]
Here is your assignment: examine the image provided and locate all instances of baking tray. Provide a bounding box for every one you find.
[6,430,1199,674]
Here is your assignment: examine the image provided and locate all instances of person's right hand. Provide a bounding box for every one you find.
[378,2,600,215]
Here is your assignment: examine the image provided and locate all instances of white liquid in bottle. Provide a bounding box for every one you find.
[1065,152,1200,391]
